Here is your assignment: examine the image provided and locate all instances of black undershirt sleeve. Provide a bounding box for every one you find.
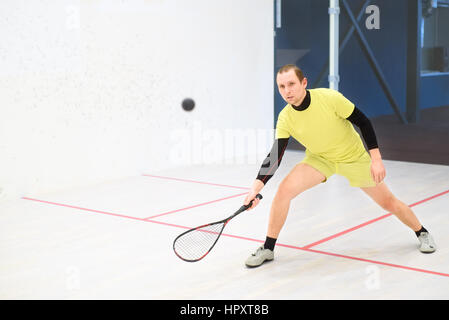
[256,138,290,185]
[346,106,379,150]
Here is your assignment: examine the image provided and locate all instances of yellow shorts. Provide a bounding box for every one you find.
[300,150,376,188]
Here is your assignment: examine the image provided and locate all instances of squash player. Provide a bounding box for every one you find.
[243,64,436,268]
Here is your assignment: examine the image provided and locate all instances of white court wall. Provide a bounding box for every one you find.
[0,0,274,201]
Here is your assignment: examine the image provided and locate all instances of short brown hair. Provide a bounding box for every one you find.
[277,64,305,81]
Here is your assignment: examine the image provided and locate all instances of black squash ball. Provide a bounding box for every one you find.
[182,98,195,111]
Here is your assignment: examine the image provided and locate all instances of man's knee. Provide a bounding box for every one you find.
[276,178,301,200]
[381,196,402,213]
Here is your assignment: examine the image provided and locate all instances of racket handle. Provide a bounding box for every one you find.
[243,193,263,210]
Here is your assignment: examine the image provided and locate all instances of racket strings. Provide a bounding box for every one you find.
[173,222,225,261]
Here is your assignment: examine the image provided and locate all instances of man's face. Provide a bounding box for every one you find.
[276,69,307,106]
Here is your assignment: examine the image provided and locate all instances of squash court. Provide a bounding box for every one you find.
[1,149,448,299]
[1,0,449,301]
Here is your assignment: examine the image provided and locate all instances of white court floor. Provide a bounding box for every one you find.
[1,150,449,300]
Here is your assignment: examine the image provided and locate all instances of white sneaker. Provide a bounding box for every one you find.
[418,232,436,253]
[245,246,274,267]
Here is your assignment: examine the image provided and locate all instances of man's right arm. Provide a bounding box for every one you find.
[256,137,290,185]
[244,138,290,208]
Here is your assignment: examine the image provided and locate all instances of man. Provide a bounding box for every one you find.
[243,64,436,268]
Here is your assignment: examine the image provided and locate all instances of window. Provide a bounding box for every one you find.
[421,0,449,74]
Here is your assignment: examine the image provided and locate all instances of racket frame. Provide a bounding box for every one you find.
[172,193,263,262]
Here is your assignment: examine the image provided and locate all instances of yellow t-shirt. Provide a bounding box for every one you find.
[276,88,366,162]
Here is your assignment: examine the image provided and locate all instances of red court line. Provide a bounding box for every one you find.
[21,196,449,278]
[302,188,449,250]
[22,197,190,230]
[143,192,248,220]
[302,247,449,278]
[142,174,250,190]
[207,234,449,277]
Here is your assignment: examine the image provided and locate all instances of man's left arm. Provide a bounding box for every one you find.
[346,107,386,184]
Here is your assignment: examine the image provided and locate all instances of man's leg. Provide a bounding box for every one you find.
[360,182,436,253]
[360,182,421,231]
[267,163,326,239]
[245,163,326,267]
